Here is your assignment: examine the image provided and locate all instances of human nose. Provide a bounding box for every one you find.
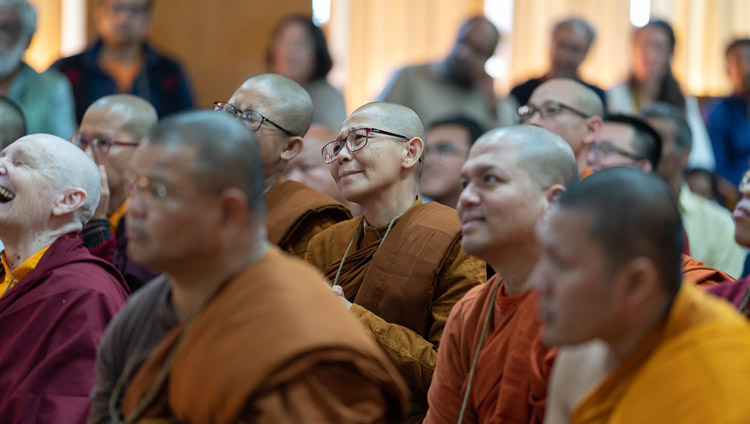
[457,181,479,210]
[335,142,353,164]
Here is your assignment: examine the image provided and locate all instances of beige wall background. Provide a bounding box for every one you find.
[23,0,750,116]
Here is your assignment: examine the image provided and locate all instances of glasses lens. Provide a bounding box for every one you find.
[741,172,750,192]
[541,103,563,117]
[70,135,87,149]
[322,140,342,163]
[92,138,112,154]
[242,111,263,131]
[518,105,533,122]
[347,129,368,151]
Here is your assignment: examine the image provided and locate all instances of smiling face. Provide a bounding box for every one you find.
[456,137,547,262]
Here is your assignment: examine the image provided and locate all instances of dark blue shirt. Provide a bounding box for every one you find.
[708,95,750,186]
[51,40,195,123]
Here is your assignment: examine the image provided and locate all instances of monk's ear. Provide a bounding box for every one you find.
[583,116,603,147]
[280,136,304,161]
[403,137,424,170]
[218,188,250,229]
[52,188,87,217]
[615,256,660,308]
[540,184,565,220]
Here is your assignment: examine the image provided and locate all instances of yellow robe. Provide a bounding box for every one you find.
[572,283,750,423]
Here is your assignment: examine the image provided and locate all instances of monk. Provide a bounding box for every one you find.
[93,111,408,423]
[0,134,129,422]
[707,169,750,315]
[74,94,159,292]
[305,101,486,421]
[282,123,361,215]
[538,168,750,423]
[521,78,603,176]
[424,126,578,424]
[217,74,351,258]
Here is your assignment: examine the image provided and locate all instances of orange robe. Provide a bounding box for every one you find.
[681,253,733,287]
[306,199,486,421]
[572,283,750,423]
[121,247,408,423]
[265,179,351,258]
[424,275,553,424]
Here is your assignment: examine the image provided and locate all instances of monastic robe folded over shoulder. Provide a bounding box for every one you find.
[121,247,408,423]
[572,283,750,424]
[265,179,352,258]
[707,276,750,316]
[424,275,554,424]
[0,233,129,423]
[305,199,486,421]
[681,253,732,287]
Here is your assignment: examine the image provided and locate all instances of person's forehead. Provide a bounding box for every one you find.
[460,22,496,54]
[81,106,128,132]
[553,24,588,43]
[465,138,522,171]
[340,107,392,135]
[427,125,470,145]
[135,142,196,176]
[601,123,635,146]
[229,83,276,111]
[530,83,580,106]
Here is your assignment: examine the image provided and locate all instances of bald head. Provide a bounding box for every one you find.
[82,94,157,142]
[233,73,313,137]
[533,78,603,118]
[146,110,266,216]
[478,125,578,187]
[558,167,682,298]
[0,96,25,149]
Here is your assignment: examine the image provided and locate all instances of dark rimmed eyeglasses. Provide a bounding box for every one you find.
[518,101,591,122]
[69,134,139,154]
[590,140,645,161]
[213,101,295,136]
[321,127,411,164]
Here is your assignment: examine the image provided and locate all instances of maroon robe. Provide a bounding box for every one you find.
[707,276,750,315]
[0,233,129,423]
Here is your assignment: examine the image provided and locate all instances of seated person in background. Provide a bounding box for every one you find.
[267,15,346,130]
[539,168,750,423]
[424,125,578,424]
[641,103,746,278]
[52,0,194,122]
[419,115,484,208]
[216,74,351,258]
[306,102,486,422]
[0,0,75,138]
[379,16,516,130]
[0,95,26,148]
[511,17,606,110]
[282,123,361,215]
[708,38,750,187]
[73,94,159,292]
[521,78,603,175]
[685,167,718,201]
[97,111,408,423]
[0,134,128,422]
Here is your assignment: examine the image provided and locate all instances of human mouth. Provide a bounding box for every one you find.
[734,203,750,221]
[0,185,16,203]
[339,170,362,179]
[461,213,484,230]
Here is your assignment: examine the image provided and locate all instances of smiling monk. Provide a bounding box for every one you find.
[305,102,486,422]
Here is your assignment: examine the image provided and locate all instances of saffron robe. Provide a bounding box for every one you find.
[265,179,351,258]
[572,283,750,423]
[707,276,750,315]
[424,276,553,424]
[0,233,129,423]
[121,247,408,423]
[681,253,732,287]
[305,199,486,421]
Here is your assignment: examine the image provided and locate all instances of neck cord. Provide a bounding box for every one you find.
[331,210,405,288]
[457,278,502,424]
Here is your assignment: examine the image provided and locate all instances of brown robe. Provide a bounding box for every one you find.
[121,247,408,423]
[681,253,733,287]
[306,199,486,421]
[265,180,351,258]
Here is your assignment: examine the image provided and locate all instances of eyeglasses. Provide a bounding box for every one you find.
[740,170,750,193]
[69,134,139,154]
[424,143,468,160]
[213,101,295,136]
[518,101,591,122]
[590,140,645,161]
[126,175,168,202]
[321,127,411,164]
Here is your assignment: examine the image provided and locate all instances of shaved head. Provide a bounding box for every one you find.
[558,167,683,298]
[0,96,25,149]
[234,73,313,137]
[477,125,578,187]
[83,94,157,142]
[533,78,603,117]
[146,111,266,216]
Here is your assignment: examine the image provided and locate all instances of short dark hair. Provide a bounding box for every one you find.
[726,38,750,57]
[559,167,683,300]
[604,114,662,169]
[147,110,266,216]
[554,17,596,47]
[427,115,485,147]
[266,15,333,82]
[640,102,692,152]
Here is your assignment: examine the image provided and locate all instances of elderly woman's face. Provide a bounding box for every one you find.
[271,21,316,85]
